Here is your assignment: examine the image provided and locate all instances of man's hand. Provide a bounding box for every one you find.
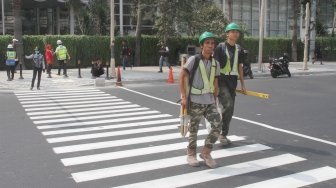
[181,96,187,108]
[241,85,246,94]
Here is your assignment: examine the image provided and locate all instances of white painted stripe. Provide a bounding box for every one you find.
[111,154,305,188]
[16,91,105,98]
[53,129,208,154]
[38,114,172,130]
[42,118,180,135]
[237,166,336,188]
[27,104,140,116]
[72,144,276,183]
[31,107,149,120]
[120,87,336,147]
[233,116,336,147]
[61,136,246,166]
[14,89,100,95]
[19,93,109,102]
[25,101,131,112]
[48,124,180,143]
[20,94,112,103]
[33,110,160,124]
[23,98,122,107]
[120,87,178,105]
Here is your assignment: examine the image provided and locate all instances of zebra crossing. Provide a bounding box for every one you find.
[14,88,336,188]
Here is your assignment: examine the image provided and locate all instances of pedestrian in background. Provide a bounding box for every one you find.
[121,40,131,70]
[313,45,323,65]
[12,38,19,72]
[214,23,246,145]
[179,32,221,168]
[5,44,17,81]
[25,47,45,90]
[158,41,170,73]
[45,44,54,78]
[54,40,70,77]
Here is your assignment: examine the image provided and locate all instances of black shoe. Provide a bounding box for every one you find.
[63,74,68,78]
[47,75,52,78]
[30,87,33,90]
[158,70,163,73]
[7,78,12,81]
[37,87,40,90]
[56,73,60,76]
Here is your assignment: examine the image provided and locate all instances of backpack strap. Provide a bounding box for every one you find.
[187,54,201,111]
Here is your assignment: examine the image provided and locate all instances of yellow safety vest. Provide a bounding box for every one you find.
[57,46,67,60]
[220,44,239,77]
[7,51,16,60]
[190,59,216,95]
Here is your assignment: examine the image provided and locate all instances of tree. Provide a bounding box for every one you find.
[135,0,142,66]
[332,0,336,37]
[13,0,24,68]
[291,0,299,61]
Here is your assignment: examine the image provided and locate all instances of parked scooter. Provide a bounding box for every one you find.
[242,49,253,79]
[269,53,291,78]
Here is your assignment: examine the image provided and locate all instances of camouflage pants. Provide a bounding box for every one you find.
[188,102,221,149]
[218,86,236,136]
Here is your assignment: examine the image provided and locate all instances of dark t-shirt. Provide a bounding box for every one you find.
[122,45,129,56]
[214,42,244,91]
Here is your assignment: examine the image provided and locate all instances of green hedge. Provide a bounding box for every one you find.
[1,35,334,70]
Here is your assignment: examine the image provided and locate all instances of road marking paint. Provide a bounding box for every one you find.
[27,104,140,116]
[61,136,246,166]
[22,98,122,107]
[19,95,112,103]
[42,118,180,135]
[31,107,149,120]
[25,101,131,112]
[37,114,172,130]
[53,129,208,154]
[16,91,105,98]
[234,116,336,147]
[47,124,180,143]
[121,87,336,147]
[71,144,275,183]
[237,166,336,188]
[111,154,305,188]
[14,88,100,95]
[33,110,161,124]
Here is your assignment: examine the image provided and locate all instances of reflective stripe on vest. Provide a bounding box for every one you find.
[57,46,67,60]
[220,44,239,77]
[190,59,216,95]
[7,51,16,60]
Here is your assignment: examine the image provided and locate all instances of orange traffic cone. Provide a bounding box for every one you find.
[116,66,123,86]
[167,66,174,84]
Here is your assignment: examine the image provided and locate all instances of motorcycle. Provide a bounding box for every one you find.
[269,53,291,78]
[242,49,254,79]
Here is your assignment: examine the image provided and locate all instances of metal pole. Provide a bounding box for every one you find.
[303,2,310,70]
[300,4,304,42]
[1,0,5,35]
[258,0,265,72]
[309,0,316,63]
[77,60,82,78]
[110,0,116,78]
[119,0,123,36]
[105,61,110,80]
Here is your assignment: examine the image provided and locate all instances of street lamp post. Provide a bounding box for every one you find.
[110,0,116,78]
[303,2,310,70]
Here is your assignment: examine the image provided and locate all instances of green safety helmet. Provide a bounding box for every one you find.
[199,31,215,44]
[225,23,241,32]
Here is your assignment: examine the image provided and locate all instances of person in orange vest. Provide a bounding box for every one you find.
[54,40,70,77]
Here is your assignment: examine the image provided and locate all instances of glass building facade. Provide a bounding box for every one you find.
[0,0,334,37]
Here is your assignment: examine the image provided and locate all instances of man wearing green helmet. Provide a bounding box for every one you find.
[214,22,246,145]
[179,31,221,168]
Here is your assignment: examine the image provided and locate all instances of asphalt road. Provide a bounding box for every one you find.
[0,73,335,188]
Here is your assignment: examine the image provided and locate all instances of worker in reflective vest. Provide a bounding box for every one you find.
[179,31,221,169]
[5,44,17,81]
[54,40,70,77]
[214,23,246,145]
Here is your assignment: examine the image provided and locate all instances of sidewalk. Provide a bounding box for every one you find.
[0,62,335,91]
